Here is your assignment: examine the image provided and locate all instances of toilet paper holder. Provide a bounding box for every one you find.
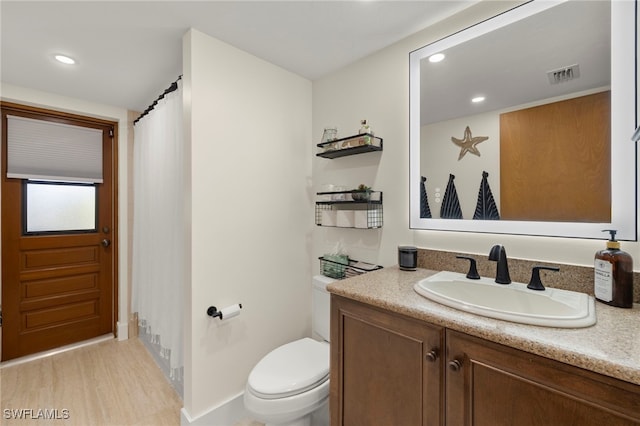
[207,304,242,320]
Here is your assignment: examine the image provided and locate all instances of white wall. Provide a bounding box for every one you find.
[312,0,640,270]
[0,83,131,340]
[421,112,500,219]
[182,29,313,420]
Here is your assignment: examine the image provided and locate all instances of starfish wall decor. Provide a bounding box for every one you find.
[451,126,488,160]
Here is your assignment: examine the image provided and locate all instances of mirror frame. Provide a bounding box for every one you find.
[409,0,637,240]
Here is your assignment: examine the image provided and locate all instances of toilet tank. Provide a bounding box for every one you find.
[312,275,334,342]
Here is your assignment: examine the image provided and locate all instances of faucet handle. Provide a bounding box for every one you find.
[527,266,560,291]
[456,256,481,280]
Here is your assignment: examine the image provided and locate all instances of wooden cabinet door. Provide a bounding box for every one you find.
[446,330,640,426]
[331,295,444,426]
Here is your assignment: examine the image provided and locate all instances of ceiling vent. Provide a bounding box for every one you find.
[547,64,580,84]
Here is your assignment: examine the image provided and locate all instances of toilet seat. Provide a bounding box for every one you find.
[248,338,329,399]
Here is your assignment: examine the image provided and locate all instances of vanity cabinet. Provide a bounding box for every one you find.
[330,295,444,426]
[331,295,640,426]
[446,330,640,426]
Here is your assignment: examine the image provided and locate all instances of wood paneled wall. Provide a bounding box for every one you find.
[500,91,610,222]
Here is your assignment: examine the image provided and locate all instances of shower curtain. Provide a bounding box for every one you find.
[132,80,184,393]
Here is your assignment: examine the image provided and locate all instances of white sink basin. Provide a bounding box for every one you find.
[414,271,596,328]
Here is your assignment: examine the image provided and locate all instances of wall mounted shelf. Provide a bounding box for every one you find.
[316,133,383,159]
[315,190,383,229]
[319,256,382,279]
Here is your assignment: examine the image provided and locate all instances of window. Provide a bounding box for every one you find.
[23,181,97,234]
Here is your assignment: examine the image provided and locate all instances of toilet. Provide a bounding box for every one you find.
[244,275,334,426]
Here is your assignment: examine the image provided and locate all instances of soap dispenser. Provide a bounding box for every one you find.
[594,230,633,308]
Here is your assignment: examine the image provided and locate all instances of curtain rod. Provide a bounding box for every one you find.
[134,75,182,125]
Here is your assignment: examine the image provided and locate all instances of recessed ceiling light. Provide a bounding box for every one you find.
[428,53,445,63]
[54,54,75,65]
[471,96,486,103]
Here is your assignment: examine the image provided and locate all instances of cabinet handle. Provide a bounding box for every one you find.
[448,359,463,372]
[425,349,439,362]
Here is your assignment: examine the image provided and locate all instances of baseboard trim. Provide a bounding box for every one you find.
[117,321,129,341]
[0,334,114,368]
[181,391,248,426]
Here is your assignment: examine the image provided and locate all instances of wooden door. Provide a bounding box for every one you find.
[330,295,444,426]
[1,103,117,361]
[500,91,610,222]
[446,330,640,426]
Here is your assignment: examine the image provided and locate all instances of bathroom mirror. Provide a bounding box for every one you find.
[409,0,637,240]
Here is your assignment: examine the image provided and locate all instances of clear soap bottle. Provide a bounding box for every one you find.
[594,229,634,308]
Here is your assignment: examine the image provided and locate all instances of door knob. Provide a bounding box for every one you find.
[101,239,111,247]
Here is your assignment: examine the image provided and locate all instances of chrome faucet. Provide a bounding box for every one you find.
[488,245,511,284]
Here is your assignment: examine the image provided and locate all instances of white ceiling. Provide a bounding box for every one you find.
[1,1,475,112]
[418,0,611,125]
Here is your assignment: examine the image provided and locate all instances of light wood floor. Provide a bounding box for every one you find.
[1,337,183,426]
[1,338,265,426]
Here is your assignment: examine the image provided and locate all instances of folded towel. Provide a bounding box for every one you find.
[473,171,500,220]
[420,176,432,218]
[440,174,463,219]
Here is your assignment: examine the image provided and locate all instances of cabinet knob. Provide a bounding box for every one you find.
[425,349,439,362]
[448,359,463,372]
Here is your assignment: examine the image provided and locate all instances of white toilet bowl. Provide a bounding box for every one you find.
[244,276,334,426]
[244,338,330,426]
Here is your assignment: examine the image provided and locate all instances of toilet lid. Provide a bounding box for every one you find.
[248,338,329,399]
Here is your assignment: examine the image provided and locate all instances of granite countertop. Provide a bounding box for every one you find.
[327,266,640,386]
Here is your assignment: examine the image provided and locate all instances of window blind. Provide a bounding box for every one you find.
[7,115,103,183]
